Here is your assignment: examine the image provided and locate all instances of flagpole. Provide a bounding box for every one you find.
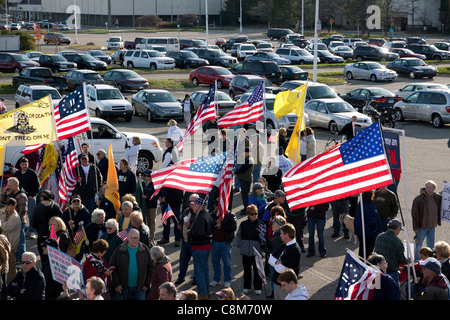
[360,192,367,261]
[263,80,266,134]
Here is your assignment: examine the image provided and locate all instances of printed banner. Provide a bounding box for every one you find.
[47,245,86,299]
[441,182,450,224]
[0,95,57,146]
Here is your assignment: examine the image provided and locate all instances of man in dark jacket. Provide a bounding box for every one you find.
[210,199,237,288]
[75,154,103,214]
[5,251,45,300]
[188,197,214,300]
[413,257,449,300]
[234,147,254,215]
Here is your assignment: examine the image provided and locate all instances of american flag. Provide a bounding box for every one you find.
[176,82,217,152]
[53,84,91,141]
[161,205,175,225]
[217,81,264,128]
[117,229,128,241]
[282,121,392,210]
[34,144,46,178]
[57,137,79,211]
[334,250,382,300]
[73,222,87,254]
[22,143,45,155]
[217,160,234,222]
[151,152,226,197]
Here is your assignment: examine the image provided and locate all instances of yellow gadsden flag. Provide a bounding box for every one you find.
[0,95,57,146]
[285,84,308,163]
[273,83,307,120]
[105,144,121,212]
[38,143,58,184]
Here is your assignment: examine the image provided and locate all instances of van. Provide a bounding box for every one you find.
[266,28,293,40]
[135,37,180,51]
[230,60,282,84]
[275,47,319,65]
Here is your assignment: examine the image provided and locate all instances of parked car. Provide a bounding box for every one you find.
[24,22,37,30]
[0,52,40,73]
[86,84,133,121]
[343,37,363,47]
[394,83,448,99]
[107,36,124,50]
[229,75,275,99]
[433,42,450,51]
[266,28,293,40]
[123,49,175,70]
[102,69,148,92]
[386,57,438,79]
[165,50,208,69]
[111,50,125,65]
[389,48,426,60]
[244,52,291,65]
[192,48,238,67]
[305,98,371,132]
[59,52,107,70]
[280,80,340,102]
[14,84,62,108]
[255,42,274,52]
[10,23,21,30]
[353,46,399,61]
[26,52,44,62]
[306,43,328,52]
[190,90,236,116]
[275,47,319,65]
[406,37,426,45]
[44,32,71,45]
[239,92,310,132]
[405,44,449,60]
[344,61,397,82]
[235,43,257,61]
[316,50,344,64]
[328,41,346,53]
[367,38,386,47]
[334,46,354,59]
[382,41,407,49]
[393,89,450,128]
[230,60,282,84]
[281,33,305,43]
[279,66,308,81]
[179,39,207,50]
[352,41,368,49]
[86,50,112,64]
[63,69,104,90]
[131,89,183,122]
[37,54,77,73]
[339,87,401,112]
[220,36,249,52]
[12,66,69,91]
[190,66,234,89]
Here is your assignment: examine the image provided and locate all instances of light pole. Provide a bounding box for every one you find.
[205,0,209,45]
[312,0,319,81]
[73,0,79,44]
[239,0,242,33]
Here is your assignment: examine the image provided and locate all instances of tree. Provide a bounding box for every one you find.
[343,0,379,35]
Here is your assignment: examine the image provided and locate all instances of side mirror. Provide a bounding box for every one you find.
[115,133,121,139]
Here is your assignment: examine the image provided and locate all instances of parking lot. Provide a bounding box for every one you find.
[6,27,450,300]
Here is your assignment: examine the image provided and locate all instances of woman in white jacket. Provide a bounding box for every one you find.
[124,136,141,173]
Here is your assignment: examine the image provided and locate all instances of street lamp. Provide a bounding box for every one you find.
[312,0,319,81]
[239,0,242,33]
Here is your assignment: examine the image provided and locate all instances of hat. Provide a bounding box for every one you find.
[42,238,59,249]
[419,257,441,274]
[387,219,403,230]
[274,190,286,198]
[253,183,264,191]
[194,198,206,206]
[167,119,177,126]
[144,169,152,175]
[80,153,88,159]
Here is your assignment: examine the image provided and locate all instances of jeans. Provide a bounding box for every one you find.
[414,228,436,261]
[252,164,262,184]
[177,240,193,281]
[193,249,211,296]
[27,197,37,234]
[211,241,232,283]
[307,217,326,256]
[115,287,146,300]
[16,222,26,261]
[331,198,349,236]
[239,179,251,210]
[161,203,181,242]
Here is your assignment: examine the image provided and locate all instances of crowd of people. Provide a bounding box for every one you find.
[0,119,448,302]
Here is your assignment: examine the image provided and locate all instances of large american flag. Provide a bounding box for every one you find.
[176,82,217,152]
[282,121,392,210]
[334,250,382,300]
[217,81,264,128]
[53,84,91,140]
[217,160,234,222]
[57,137,79,211]
[151,152,226,197]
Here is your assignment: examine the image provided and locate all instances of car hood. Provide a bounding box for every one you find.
[411,65,436,71]
[121,131,159,145]
[148,101,181,108]
[97,99,131,106]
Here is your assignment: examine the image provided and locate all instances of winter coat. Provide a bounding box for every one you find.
[147,256,172,300]
[236,218,267,256]
[411,188,442,230]
[5,266,45,300]
[354,202,382,239]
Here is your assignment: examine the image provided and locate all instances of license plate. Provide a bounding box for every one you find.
[139,86,143,89]
[388,99,394,103]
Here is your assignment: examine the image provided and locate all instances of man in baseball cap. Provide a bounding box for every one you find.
[413,257,449,300]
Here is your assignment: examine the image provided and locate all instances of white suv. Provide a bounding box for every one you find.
[14,84,62,109]
[123,49,175,70]
[4,117,163,173]
[275,47,320,65]
[86,84,133,122]
[107,36,124,50]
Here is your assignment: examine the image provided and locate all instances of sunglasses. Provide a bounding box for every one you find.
[21,261,33,265]
[72,199,81,203]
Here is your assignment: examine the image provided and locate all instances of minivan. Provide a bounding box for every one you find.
[267,28,293,40]
[135,37,180,51]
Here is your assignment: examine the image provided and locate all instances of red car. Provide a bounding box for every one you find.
[390,48,426,60]
[367,38,386,47]
[189,66,234,89]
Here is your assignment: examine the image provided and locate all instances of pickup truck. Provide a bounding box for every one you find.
[124,37,145,50]
[12,67,69,91]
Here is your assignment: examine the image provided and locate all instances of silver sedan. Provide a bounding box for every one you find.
[304,98,371,132]
[343,61,397,82]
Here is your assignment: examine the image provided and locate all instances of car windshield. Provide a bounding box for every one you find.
[148,51,163,57]
[193,40,206,46]
[13,55,31,62]
[121,71,141,79]
[265,98,275,111]
[367,62,383,70]
[371,88,393,96]
[212,50,227,57]
[97,89,123,100]
[309,85,338,99]
[327,102,355,113]
[33,89,61,100]
[81,54,98,62]
[241,45,256,50]
[338,47,352,51]
[83,73,101,80]
[320,51,333,56]
[407,59,427,66]
[148,92,177,103]
[215,68,232,75]
[258,43,271,48]
[109,38,121,42]
[90,51,105,56]
[181,51,197,58]
[284,66,304,72]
